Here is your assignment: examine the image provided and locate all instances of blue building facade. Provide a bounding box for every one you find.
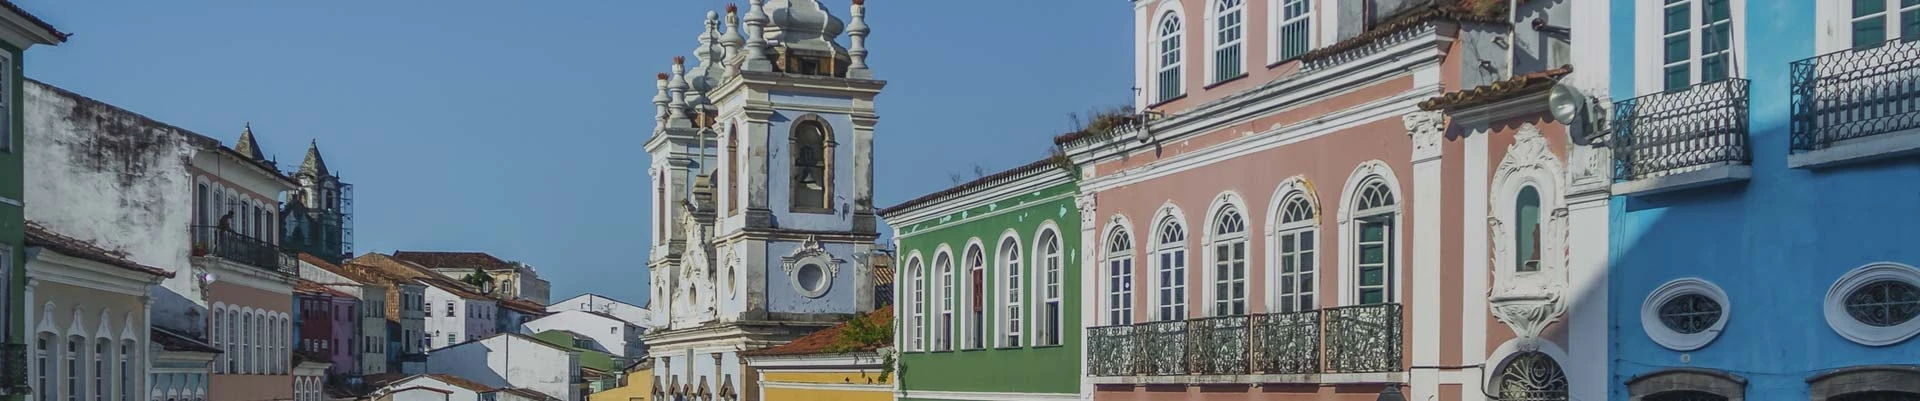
[1609,1,1920,400]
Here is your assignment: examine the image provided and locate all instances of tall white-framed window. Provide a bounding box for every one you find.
[1274,0,1313,61]
[1156,10,1186,104]
[1514,186,1543,273]
[963,244,986,350]
[906,256,925,352]
[1353,179,1397,305]
[1035,229,1064,346]
[93,340,106,401]
[239,313,250,374]
[1210,0,1246,82]
[998,236,1024,347]
[1105,227,1136,325]
[67,336,82,401]
[209,309,221,374]
[1850,0,1920,48]
[225,310,237,373]
[1154,216,1189,321]
[1275,193,1318,313]
[1209,206,1248,316]
[119,341,132,401]
[1658,0,1735,91]
[37,333,52,401]
[935,251,954,351]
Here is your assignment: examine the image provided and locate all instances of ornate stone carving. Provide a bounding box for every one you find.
[780,236,844,298]
[1076,193,1097,229]
[1487,123,1570,339]
[1405,111,1446,162]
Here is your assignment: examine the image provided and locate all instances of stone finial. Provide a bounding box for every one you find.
[721,4,744,62]
[668,57,692,128]
[846,0,871,79]
[654,73,671,128]
[235,122,267,161]
[742,0,773,72]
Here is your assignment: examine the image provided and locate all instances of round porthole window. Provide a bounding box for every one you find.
[798,264,825,292]
[1641,278,1730,351]
[1825,263,1920,346]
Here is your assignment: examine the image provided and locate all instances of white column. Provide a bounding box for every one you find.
[1462,127,1491,401]
[1406,111,1445,401]
[1567,146,1612,401]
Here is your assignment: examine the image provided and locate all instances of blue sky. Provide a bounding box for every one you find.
[17,0,1132,306]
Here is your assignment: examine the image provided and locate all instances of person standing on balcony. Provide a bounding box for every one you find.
[218,210,234,232]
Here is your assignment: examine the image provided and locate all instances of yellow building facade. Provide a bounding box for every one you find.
[588,365,654,401]
[740,306,894,401]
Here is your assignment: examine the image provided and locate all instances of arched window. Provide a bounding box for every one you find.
[119,341,132,401]
[725,124,740,217]
[1353,179,1396,305]
[1155,216,1189,321]
[37,333,52,401]
[906,257,921,351]
[1210,205,1248,316]
[226,310,237,373]
[789,120,831,212]
[1276,0,1312,60]
[964,244,986,350]
[1105,227,1135,325]
[1494,352,1567,401]
[1515,186,1542,272]
[1211,0,1245,82]
[1156,11,1185,103]
[1627,369,1745,401]
[1276,193,1317,313]
[1000,236,1024,346]
[1036,230,1064,346]
[239,313,250,374]
[67,335,82,401]
[1809,366,1920,401]
[93,340,106,401]
[935,251,954,351]
[210,310,222,374]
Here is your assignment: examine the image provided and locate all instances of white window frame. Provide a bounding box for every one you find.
[66,335,82,401]
[934,249,955,351]
[961,241,986,350]
[1640,278,1731,351]
[1104,224,1136,326]
[996,232,1024,348]
[1337,165,1403,307]
[1824,262,1920,346]
[1272,190,1319,313]
[1818,0,1920,53]
[92,340,105,401]
[906,255,925,352]
[1270,0,1315,63]
[1033,227,1064,346]
[1206,202,1249,317]
[118,341,132,401]
[1151,211,1189,322]
[1634,0,1747,95]
[1155,8,1187,104]
[1208,0,1247,84]
[36,333,52,401]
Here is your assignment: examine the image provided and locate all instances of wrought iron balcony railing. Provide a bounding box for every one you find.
[0,342,28,394]
[1086,303,1401,378]
[192,226,295,274]
[1612,79,1751,182]
[1792,40,1920,151]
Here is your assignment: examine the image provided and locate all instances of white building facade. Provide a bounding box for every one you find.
[420,279,496,349]
[544,294,652,328]
[521,310,644,358]
[422,334,579,401]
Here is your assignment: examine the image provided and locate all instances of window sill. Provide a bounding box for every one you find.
[1611,163,1751,197]
[1204,74,1249,90]
[789,207,836,215]
[1790,128,1920,169]
[1031,344,1066,349]
[1266,55,1306,70]
[994,346,1025,351]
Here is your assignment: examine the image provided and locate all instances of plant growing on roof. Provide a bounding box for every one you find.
[462,268,495,293]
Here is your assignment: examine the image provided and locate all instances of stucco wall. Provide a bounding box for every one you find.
[1608,1,1920,400]
[893,178,1082,395]
[23,81,205,336]
[425,335,579,401]
[523,310,640,357]
[761,240,860,314]
[22,276,149,401]
[547,294,654,328]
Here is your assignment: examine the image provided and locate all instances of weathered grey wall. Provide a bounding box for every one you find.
[24,80,212,336]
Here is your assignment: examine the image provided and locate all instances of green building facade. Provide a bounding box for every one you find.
[0,2,63,396]
[881,160,1082,401]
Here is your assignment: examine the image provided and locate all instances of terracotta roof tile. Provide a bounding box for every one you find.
[879,159,1063,217]
[295,279,355,298]
[24,222,172,278]
[497,298,549,315]
[392,251,519,272]
[742,306,892,357]
[1418,65,1573,112]
[421,374,495,392]
[0,0,66,42]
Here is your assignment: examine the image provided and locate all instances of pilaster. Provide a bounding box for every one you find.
[1405,110,1445,401]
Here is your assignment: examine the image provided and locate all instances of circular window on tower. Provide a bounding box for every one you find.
[798,264,826,291]
[1825,263,1920,346]
[1641,278,1730,351]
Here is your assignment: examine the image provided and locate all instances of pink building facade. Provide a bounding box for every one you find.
[1070,1,1610,401]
